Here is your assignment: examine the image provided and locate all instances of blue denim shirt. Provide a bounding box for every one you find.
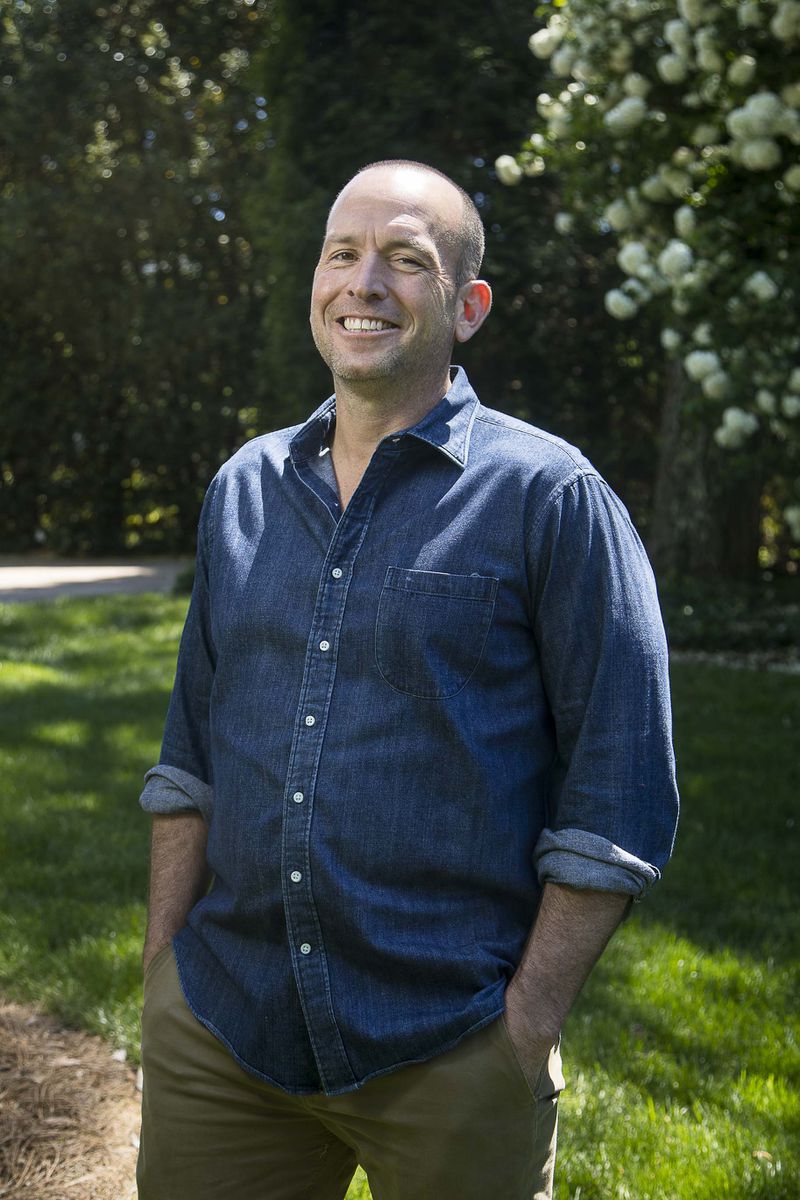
[140,367,679,1096]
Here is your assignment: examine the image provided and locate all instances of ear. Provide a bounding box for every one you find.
[454,280,492,344]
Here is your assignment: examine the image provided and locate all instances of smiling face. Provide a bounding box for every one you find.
[309,166,470,398]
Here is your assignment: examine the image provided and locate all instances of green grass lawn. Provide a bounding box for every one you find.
[0,595,798,1199]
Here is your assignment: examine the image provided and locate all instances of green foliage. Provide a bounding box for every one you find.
[0,0,274,553]
[1,0,694,555]
[509,0,800,571]
[662,575,800,653]
[1,596,798,1197]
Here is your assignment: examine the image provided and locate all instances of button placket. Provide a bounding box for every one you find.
[279,482,390,1093]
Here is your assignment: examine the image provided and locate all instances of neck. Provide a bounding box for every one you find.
[330,368,452,467]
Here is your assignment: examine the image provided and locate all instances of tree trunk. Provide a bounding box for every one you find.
[649,358,763,582]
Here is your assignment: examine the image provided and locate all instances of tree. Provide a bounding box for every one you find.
[0,0,272,553]
[497,0,800,578]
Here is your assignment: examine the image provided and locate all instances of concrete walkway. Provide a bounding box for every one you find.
[0,558,190,603]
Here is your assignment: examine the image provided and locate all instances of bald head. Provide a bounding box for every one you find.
[331,160,485,290]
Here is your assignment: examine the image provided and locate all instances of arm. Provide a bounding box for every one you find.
[142,812,211,974]
[504,882,630,1066]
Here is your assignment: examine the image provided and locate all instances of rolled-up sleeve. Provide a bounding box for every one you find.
[527,469,679,898]
[140,764,213,823]
[140,479,218,817]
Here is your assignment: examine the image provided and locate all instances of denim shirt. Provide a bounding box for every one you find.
[140,366,679,1096]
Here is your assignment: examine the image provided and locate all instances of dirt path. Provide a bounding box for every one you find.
[0,559,189,604]
[0,1001,139,1199]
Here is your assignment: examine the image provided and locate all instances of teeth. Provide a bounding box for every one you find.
[342,317,394,331]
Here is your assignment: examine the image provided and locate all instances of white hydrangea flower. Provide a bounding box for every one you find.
[779,108,800,141]
[745,92,785,134]
[781,393,800,417]
[789,367,800,391]
[691,122,721,145]
[665,18,693,51]
[621,277,651,303]
[659,239,694,279]
[744,270,780,300]
[494,155,523,186]
[657,54,689,84]
[604,198,634,230]
[674,205,697,238]
[728,408,759,434]
[738,0,762,26]
[781,82,800,108]
[728,55,757,86]
[678,0,707,28]
[660,166,692,197]
[784,504,800,541]
[641,173,673,202]
[756,389,777,413]
[624,0,652,20]
[623,72,651,97]
[536,93,555,118]
[771,1,800,42]
[529,23,565,60]
[714,407,759,449]
[637,264,669,294]
[603,96,648,135]
[693,322,712,345]
[702,370,731,399]
[726,107,752,139]
[604,288,639,319]
[695,28,724,72]
[551,45,578,77]
[661,328,682,350]
[554,212,574,234]
[617,240,650,275]
[682,92,703,109]
[741,138,783,170]
[570,59,596,84]
[523,156,547,176]
[684,349,720,379]
[673,146,695,167]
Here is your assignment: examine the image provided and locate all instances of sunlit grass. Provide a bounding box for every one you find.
[0,596,798,1198]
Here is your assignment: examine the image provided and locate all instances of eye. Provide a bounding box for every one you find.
[395,255,424,268]
[329,250,356,262]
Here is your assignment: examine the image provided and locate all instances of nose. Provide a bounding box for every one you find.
[347,252,388,300]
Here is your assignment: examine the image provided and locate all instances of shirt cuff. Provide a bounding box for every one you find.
[533,827,661,899]
[139,765,213,824]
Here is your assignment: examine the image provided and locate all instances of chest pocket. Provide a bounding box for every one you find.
[375,566,498,699]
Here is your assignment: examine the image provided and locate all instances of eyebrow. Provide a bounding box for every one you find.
[323,232,439,261]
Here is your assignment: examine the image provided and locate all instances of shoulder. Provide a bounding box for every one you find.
[471,402,600,495]
[215,422,304,483]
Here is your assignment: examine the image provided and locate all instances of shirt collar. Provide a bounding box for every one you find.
[289,366,479,470]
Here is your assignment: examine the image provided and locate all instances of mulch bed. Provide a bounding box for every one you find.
[0,1001,139,1199]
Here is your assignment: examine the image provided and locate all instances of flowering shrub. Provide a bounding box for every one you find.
[499,0,800,538]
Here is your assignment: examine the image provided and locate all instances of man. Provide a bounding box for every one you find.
[137,160,679,1200]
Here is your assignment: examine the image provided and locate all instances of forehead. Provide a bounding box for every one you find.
[325,168,462,250]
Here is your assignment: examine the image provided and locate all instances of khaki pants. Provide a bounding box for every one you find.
[137,945,562,1200]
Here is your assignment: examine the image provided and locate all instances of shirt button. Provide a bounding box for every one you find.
[331,567,343,579]
[319,640,330,652]
[292,791,304,803]
[290,870,302,883]
[305,714,315,726]
[300,943,311,955]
